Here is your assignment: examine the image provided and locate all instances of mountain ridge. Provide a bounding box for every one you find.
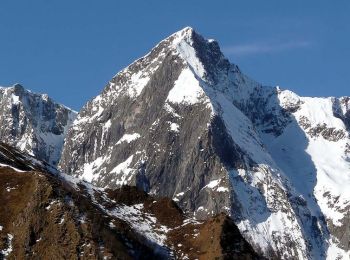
[0,27,349,259]
[0,84,76,166]
[57,27,350,259]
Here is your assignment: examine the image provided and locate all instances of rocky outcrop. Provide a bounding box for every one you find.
[0,84,76,166]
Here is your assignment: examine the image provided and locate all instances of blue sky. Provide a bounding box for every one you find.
[0,0,349,110]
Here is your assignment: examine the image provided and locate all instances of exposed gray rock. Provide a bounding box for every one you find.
[307,123,347,141]
[59,27,350,259]
[0,84,76,165]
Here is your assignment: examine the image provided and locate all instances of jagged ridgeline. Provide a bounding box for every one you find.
[0,26,349,259]
[58,27,350,259]
[0,84,76,166]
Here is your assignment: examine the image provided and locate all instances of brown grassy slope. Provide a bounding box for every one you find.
[106,186,262,260]
[0,167,163,259]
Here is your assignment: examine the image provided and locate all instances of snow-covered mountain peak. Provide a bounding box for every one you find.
[0,83,23,90]
[1,84,24,96]
[169,27,229,83]
[169,26,195,43]
[59,28,350,259]
[82,27,222,116]
[1,84,57,105]
[7,83,25,93]
[0,84,76,166]
[277,88,302,110]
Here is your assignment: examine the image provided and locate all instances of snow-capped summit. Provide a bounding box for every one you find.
[0,84,76,166]
[59,27,350,259]
[170,26,194,39]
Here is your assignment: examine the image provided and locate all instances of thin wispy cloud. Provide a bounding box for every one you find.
[222,40,312,56]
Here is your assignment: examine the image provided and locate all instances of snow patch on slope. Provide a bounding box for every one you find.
[169,122,180,132]
[109,155,135,185]
[171,28,206,78]
[203,179,228,192]
[167,69,208,105]
[117,133,141,145]
[0,163,26,173]
[109,203,169,246]
[81,155,109,182]
[298,97,346,129]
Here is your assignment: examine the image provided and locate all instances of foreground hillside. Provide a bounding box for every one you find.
[0,143,260,259]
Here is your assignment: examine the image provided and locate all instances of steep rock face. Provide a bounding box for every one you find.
[0,84,76,166]
[59,27,350,259]
[0,143,260,259]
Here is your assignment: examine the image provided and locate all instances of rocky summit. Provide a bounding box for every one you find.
[0,27,349,259]
[58,27,350,259]
[0,84,76,166]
